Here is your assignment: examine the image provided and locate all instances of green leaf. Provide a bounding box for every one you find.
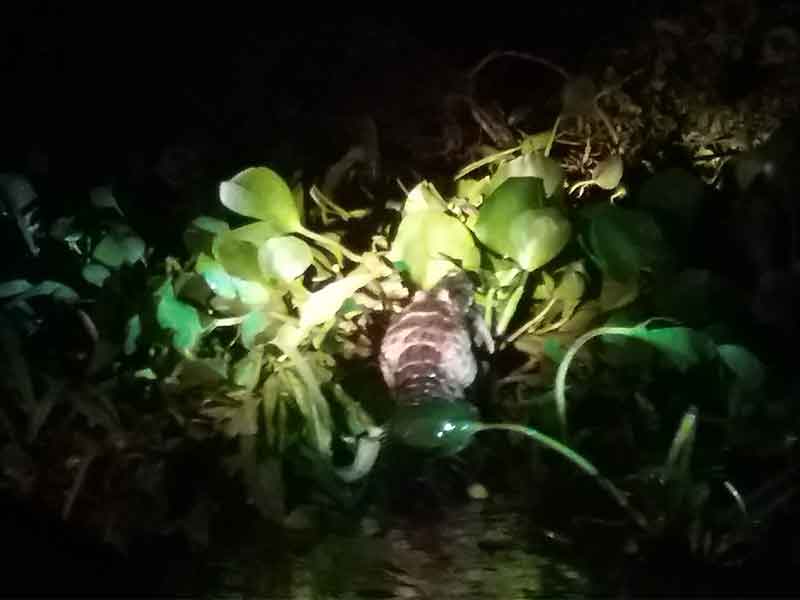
[156,280,204,354]
[389,398,479,455]
[93,229,146,268]
[124,314,141,356]
[484,151,563,198]
[474,178,571,271]
[717,345,765,391]
[183,215,230,254]
[0,280,33,299]
[233,347,264,391]
[258,235,312,281]
[553,262,586,304]
[230,278,272,306]
[389,209,480,289]
[402,181,448,214]
[583,205,668,282]
[555,322,715,436]
[12,281,79,304]
[618,326,718,372]
[82,262,111,287]
[89,186,123,215]
[592,155,623,190]
[219,166,300,232]
[598,275,639,312]
[195,253,238,299]
[241,310,269,349]
[299,265,385,330]
[213,232,263,282]
[0,172,36,211]
[455,177,489,206]
[223,221,285,245]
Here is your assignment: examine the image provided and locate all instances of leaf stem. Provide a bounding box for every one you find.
[554,326,638,438]
[504,297,557,346]
[298,226,363,264]
[474,422,649,532]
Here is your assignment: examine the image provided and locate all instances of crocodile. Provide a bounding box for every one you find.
[379,269,494,405]
[335,270,494,482]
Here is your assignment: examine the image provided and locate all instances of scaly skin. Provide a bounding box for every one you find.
[336,271,493,482]
[379,270,494,405]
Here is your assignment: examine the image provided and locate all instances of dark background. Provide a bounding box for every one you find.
[6,2,792,595]
[2,3,680,182]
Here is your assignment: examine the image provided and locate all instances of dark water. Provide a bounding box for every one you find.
[208,501,590,600]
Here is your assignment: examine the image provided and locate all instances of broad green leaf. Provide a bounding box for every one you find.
[230,278,272,306]
[487,255,521,287]
[241,310,269,349]
[474,178,571,271]
[592,155,623,190]
[619,326,718,372]
[90,186,123,215]
[233,347,264,391]
[584,205,668,282]
[213,231,263,281]
[533,271,556,300]
[13,281,79,304]
[272,322,305,351]
[93,230,146,268]
[224,221,285,245]
[82,262,111,287]
[402,181,448,214]
[484,151,563,198]
[0,172,35,210]
[184,216,230,254]
[193,216,230,234]
[299,266,385,330]
[219,166,300,232]
[0,280,33,298]
[455,177,489,206]
[124,314,141,356]
[156,280,204,354]
[195,253,238,299]
[389,209,480,289]
[0,173,40,255]
[718,344,765,391]
[598,275,639,311]
[553,262,586,303]
[258,235,312,281]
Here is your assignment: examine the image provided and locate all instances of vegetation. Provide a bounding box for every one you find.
[2,11,799,594]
